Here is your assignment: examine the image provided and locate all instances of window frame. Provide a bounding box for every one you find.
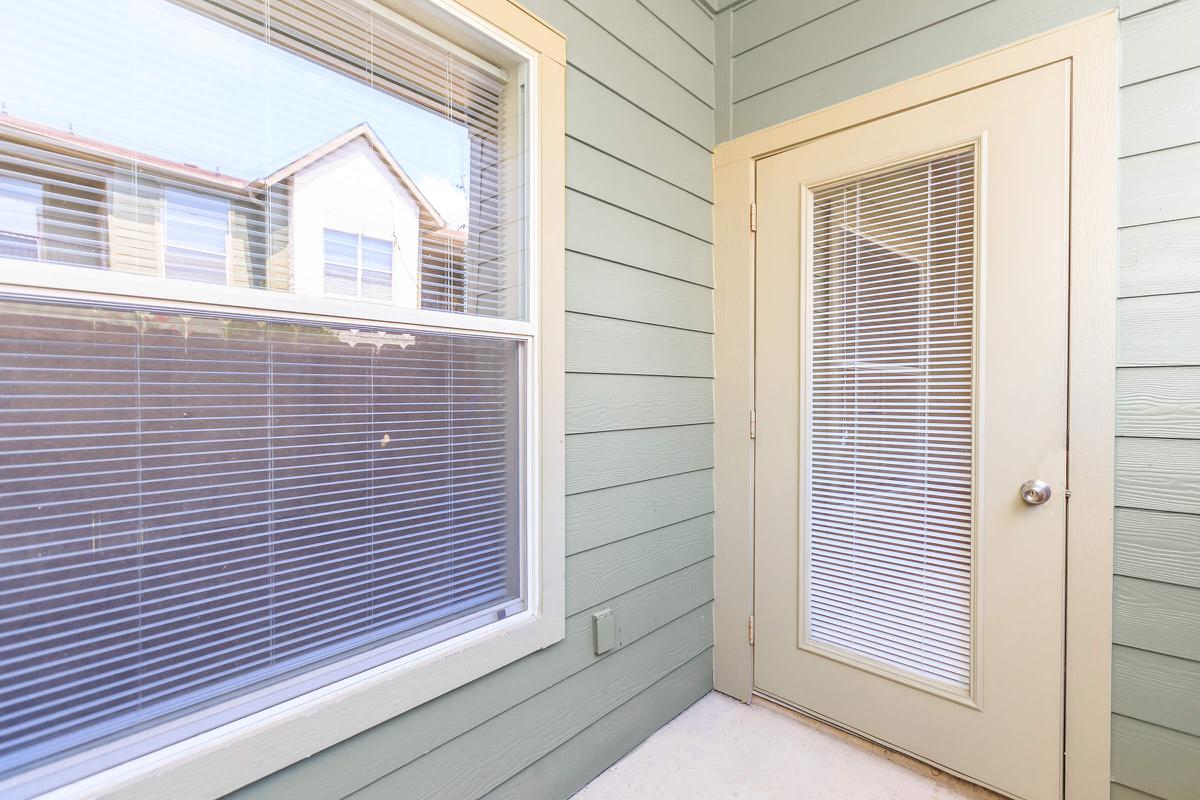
[0,1,566,798]
[162,186,233,285]
[0,174,43,260]
[322,227,395,301]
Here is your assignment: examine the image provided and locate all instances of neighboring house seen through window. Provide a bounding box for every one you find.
[323,228,394,301]
[163,187,230,284]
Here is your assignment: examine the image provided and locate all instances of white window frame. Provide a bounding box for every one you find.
[0,1,566,798]
[0,174,43,260]
[322,227,394,301]
[162,186,232,285]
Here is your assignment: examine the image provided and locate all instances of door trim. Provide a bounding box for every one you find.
[712,12,1116,799]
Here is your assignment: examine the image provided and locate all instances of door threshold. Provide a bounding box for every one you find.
[751,691,1013,800]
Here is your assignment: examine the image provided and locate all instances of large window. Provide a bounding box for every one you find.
[0,1,564,798]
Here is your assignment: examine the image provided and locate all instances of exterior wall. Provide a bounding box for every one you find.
[224,1,717,798]
[289,138,422,308]
[1112,2,1200,798]
[714,1,1200,798]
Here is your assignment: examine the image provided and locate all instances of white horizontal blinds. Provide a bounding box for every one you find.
[0,0,520,318]
[806,146,977,689]
[0,296,521,781]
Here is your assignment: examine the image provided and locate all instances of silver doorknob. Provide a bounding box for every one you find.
[1020,480,1052,505]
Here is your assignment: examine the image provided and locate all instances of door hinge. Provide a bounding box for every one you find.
[748,615,755,646]
[749,408,757,440]
[750,202,757,233]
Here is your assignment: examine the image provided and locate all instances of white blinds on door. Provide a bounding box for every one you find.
[806,146,977,689]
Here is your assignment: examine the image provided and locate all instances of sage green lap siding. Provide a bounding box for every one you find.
[483,649,714,800]
[1119,219,1200,297]
[568,69,712,199]
[228,2,716,798]
[1112,645,1200,737]
[1113,576,1200,663]
[519,0,713,148]
[1119,0,1200,84]
[566,191,713,285]
[566,374,714,434]
[566,0,715,103]
[566,424,713,494]
[567,515,714,614]
[719,0,1110,137]
[566,469,714,554]
[347,605,714,799]
[566,314,714,376]
[566,139,713,242]
[1114,511,1200,590]
[567,253,714,332]
[1111,714,1200,800]
[637,0,716,63]
[1116,369,1200,437]
[1114,3,1200,794]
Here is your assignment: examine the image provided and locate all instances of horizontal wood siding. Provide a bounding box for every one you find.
[715,0,1200,797]
[719,0,1111,137]
[1114,3,1200,795]
[228,2,715,798]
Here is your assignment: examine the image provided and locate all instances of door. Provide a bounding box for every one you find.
[753,62,1070,800]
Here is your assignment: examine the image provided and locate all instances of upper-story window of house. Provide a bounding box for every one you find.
[0,1,560,797]
[163,187,231,284]
[0,170,107,267]
[324,228,394,302]
[0,175,40,259]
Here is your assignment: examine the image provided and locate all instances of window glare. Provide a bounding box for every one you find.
[0,0,526,319]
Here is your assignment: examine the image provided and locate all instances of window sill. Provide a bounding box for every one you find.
[35,605,564,800]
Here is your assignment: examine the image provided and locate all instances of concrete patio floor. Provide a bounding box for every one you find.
[572,692,1001,799]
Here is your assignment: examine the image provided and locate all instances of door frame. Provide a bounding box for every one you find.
[711,12,1116,799]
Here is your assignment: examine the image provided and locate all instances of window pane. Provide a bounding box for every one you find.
[323,261,358,296]
[362,268,393,301]
[806,148,977,690]
[323,229,359,266]
[0,296,523,788]
[0,175,40,238]
[0,0,527,318]
[361,235,393,271]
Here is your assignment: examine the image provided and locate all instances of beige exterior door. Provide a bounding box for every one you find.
[753,62,1071,800]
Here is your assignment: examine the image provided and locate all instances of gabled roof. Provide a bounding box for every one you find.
[260,123,445,229]
[0,114,248,192]
[0,116,448,229]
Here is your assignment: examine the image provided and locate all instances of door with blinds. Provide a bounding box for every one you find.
[753,62,1070,799]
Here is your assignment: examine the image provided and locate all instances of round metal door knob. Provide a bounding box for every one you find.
[1020,479,1052,505]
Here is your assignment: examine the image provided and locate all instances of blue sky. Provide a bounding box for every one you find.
[0,0,471,227]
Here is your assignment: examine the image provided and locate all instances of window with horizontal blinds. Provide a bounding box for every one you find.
[806,146,977,690]
[0,296,522,788]
[0,0,533,795]
[0,0,523,319]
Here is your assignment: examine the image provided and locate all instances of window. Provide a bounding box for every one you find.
[0,2,564,798]
[0,153,110,270]
[163,188,230,284]
[0,175,40,259]
[806,147,977,690]
[324,228,394,301]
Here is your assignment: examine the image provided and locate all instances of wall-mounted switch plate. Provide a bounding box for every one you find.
[592,608,617,654]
